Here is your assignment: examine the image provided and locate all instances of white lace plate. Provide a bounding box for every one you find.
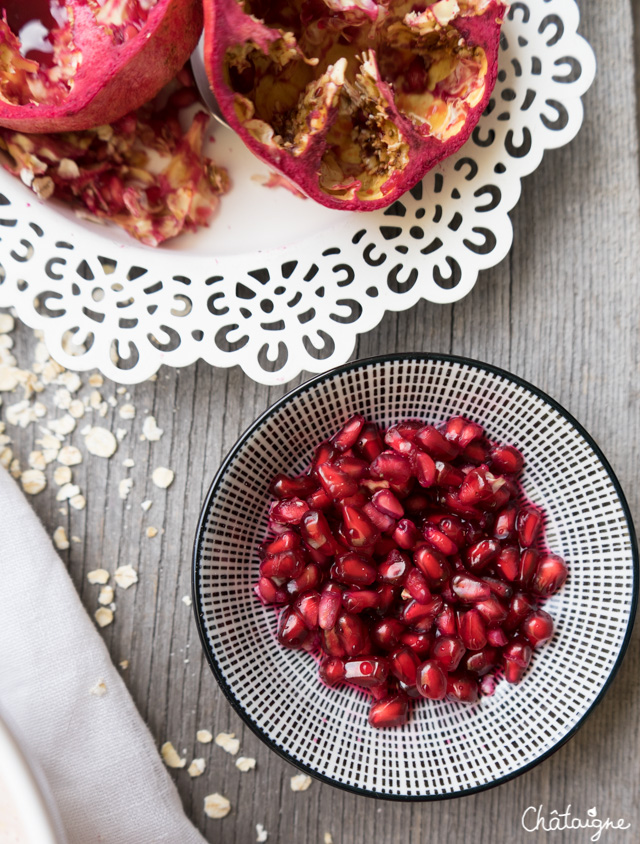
[0,1,595,385]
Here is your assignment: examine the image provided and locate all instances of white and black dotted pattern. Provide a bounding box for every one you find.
[194,355,637,799]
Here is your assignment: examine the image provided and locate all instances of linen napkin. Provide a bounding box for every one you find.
[0,466,206,844]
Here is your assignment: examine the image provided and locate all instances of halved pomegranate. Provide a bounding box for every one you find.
[204,0,506,210]
[0,0,203,132]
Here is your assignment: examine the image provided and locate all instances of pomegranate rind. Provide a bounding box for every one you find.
[204,0,506,210]
[0,0,203,132]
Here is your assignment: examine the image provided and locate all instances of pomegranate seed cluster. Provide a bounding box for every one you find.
[254,414,568,729]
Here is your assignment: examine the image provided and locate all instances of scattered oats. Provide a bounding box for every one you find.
[148,373,158,382]
[256,824,268,843]
[290,774,312,792]
[10,458,21,478]
[87,569,110,585]
[56,483,80,501]
[33,402,47,419]
[215,732,240,755]
[84,426,117,458]
[88,373,104,387]
[161,742,186,769]
[324,834,334,844]
[94,607,114,627]
[89,390,103,409]
[49,414,76,437]
[182,595,192,607]
[123,458,135,468]
[57,445,82,466]
[53,465,72,486]
[107,395,117,408]
[196,729,213,744]
[98,402,108,417]
[142,416,163,441]
[59,508,68,516]
[118,478,133,500]
[97,585,113,606]
[0,446,13,468]
[21,469,47,495]
[188,758,206,778]
[68,399,85,419]
[146,526,158,538]
[116,386,126,395]
[0,366,19,392]
[141,499,153,512]
[28,450,46,471]
[114,564,138,589]
[0,314,14,333]
[152,466,174,489]
[70,494,86,510]
[204,794,230,819]
[72,535,81,543]
[53,526,70,550]
[119,403,136,420]
[235,757,256,773]
[58,371,81,393]
[6,400,36,427]
[41,361,64,384]
[116,428,127,441]
[89,678,107,697]
[54,388,72,409]
[119,659,129,670]
[80,424,91,435]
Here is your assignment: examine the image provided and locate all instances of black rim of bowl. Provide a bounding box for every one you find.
[192,352,639,801]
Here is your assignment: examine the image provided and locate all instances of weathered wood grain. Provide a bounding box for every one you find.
[1,1,639,842]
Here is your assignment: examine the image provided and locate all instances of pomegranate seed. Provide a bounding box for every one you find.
[465,538,501,572]
[483,484,511,512]
[396,419,423,441]
[434,460,465,488]
[294,591,320,629]
[463,439,491,464]
[458,466,493,505]
[321,626,346,657]
[459,609,487,650]
[521,609,555,647]
[335,456,369,480]
[446,671,479,703]
[532,553,568,596]
[444,416,484,449]
[431,635,465,671]
[344,656,389,688]
[423,524,458,556]
[331,552,377,586]
[503,637,532,668]
[300,510,338,555]
[504,592,536,632]
[414,451,437,487]
[481,576,514,600]
[373,535,397,557]
[342,589,380,613]
[319,656,345,685]
[384,426,416,457]
[400,631,434,657]
[332,414,365,452]
[362,501,396,533]
[254,576,287,605]
[286,563,322,597]
[277,607,310,648]
[398,680,422,699]
[404,492,432,514]
[415,425,460,460]
[368,693,408,728]
[414,544,451,586]
[341,504,380,548]
[370,450,413,485]
[503,660,526,683]
[375,583,397,614]
[318,582,342,630]
[312,441,338,471]
[377,549,411,585]
[404,567,432,604]
[389,646,420,685]
[440,490,485,521]
[465,646,498,675]
[516,505,543,547]
[450,573,492,603]
[260,550,305,579]
[403,597,442,628]
[475,595,508,625]
[493,502,517,541]
[519,548,539,588]
[426,514,466,549]
[440,580,459,604]
[270,474,318,500]
[495,545,520,581]
[371,618,405,651]
[317,462,359,500]
[336,612,366,656]
[416,659,447,700]
[355,422,385,462]
[435,604,457,636]
[392,518,422,550]
[372,489,404,519]
[486,626,508,647]
[261,530,300,556]
[490,444,524,474]
[306,487,332,510]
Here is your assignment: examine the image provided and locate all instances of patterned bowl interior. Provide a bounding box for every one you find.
[194,355,637,799]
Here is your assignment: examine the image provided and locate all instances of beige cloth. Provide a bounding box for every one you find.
[0,466,206,844]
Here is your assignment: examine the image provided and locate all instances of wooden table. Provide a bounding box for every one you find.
[2,2,639,841]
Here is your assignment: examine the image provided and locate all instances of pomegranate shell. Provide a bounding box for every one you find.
[0,0,203,132]
[203,0,506,210]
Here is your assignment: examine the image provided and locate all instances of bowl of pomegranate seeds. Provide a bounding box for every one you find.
[193,354,637,799]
